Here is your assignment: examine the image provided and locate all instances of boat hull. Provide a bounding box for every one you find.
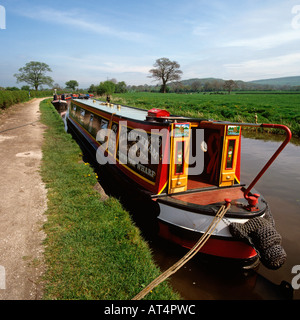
[157,203,258,261]
[51,100,68,113]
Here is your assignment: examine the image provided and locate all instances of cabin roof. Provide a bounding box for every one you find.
[74,99,149,122]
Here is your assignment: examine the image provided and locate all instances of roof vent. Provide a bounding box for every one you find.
[147,108,170,118]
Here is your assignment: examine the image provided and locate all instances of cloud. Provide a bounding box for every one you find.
[51,54,151,74]
[44,54,153,86]
[222,30,300,50]
[224,53,300,79]
[17,7,146,42]
[89,62,150,74]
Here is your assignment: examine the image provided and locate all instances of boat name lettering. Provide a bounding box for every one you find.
[136,163,156,179]
[118,124,164,166]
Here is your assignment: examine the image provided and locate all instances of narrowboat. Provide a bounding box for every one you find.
[66,98,291,269]
[51,93,71,113]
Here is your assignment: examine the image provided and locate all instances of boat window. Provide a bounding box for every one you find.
[96,119,109,144]
[111,122,118,134]
[79,109,85,123]
[101,119,108,130]
[175,141,184,174]
[107,122,119,155]
[226,139,236,169]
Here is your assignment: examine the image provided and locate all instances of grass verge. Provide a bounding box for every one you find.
[40,99,180,300]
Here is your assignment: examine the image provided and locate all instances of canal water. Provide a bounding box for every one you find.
[150,132,300,300]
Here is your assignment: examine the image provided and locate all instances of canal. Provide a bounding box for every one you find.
[150,132,300,300]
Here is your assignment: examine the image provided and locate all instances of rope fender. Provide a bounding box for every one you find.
[229,205,286,270]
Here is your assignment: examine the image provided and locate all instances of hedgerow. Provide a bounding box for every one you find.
[0,90,54,109]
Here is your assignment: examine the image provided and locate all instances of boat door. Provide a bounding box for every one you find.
[168,123,191,194]
[219,125,241,187]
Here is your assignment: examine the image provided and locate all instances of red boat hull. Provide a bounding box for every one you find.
[158,221,257,260]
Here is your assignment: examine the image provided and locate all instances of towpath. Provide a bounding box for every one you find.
[0,98,48,300]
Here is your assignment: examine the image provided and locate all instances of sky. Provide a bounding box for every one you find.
[0,0,300,88]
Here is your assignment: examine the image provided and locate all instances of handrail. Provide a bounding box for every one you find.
[243,124,292,205]
[206,121,292,208]
[178,119,291,208]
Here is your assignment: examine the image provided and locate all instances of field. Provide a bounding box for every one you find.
[111,92,300,137]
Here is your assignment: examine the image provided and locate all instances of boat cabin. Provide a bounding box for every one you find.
[68,99,242,197]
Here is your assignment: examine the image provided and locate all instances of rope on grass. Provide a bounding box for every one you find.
[132,202,231,300]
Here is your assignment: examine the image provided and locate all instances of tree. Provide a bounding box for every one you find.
[65,80,79,91]
[14,61,53,90]
[96,81,115,96]
[149,57,182,93]
[115,81,127,93]
[6,87,20,91]
[21,85,30,91]
[88,84,97,94]
[52,83,62,90]
[224,80,237,94]
[191,80,202,92]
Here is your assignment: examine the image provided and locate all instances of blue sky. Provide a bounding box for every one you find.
[0,0,300,88]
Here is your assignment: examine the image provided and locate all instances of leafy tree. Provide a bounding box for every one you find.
[224,80,237,94]
[65,80,79,91]
[88,84,97,94]
[21,85,30,91]
[14,61,54,90]
[190,80,202,92]
[52,83,62,90]
[115,81,127,93]
[6,87,20,91]
[149,57,182,93]
[97,81,115,96]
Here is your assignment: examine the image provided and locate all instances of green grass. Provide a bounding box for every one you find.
[111,92,300,137]
[40,99,180,300]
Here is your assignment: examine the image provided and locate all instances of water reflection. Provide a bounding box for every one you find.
[151,238,293,300]
[242,130,300,146]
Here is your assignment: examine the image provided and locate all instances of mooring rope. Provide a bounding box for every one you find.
[132,201,231,300]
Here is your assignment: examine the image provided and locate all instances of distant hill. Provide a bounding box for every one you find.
[180,78,224,85]
[177,76,300,91]
[248,76,300,87]
[180,76,300,87]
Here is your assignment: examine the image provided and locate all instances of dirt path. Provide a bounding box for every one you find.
[0,98,48,300]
